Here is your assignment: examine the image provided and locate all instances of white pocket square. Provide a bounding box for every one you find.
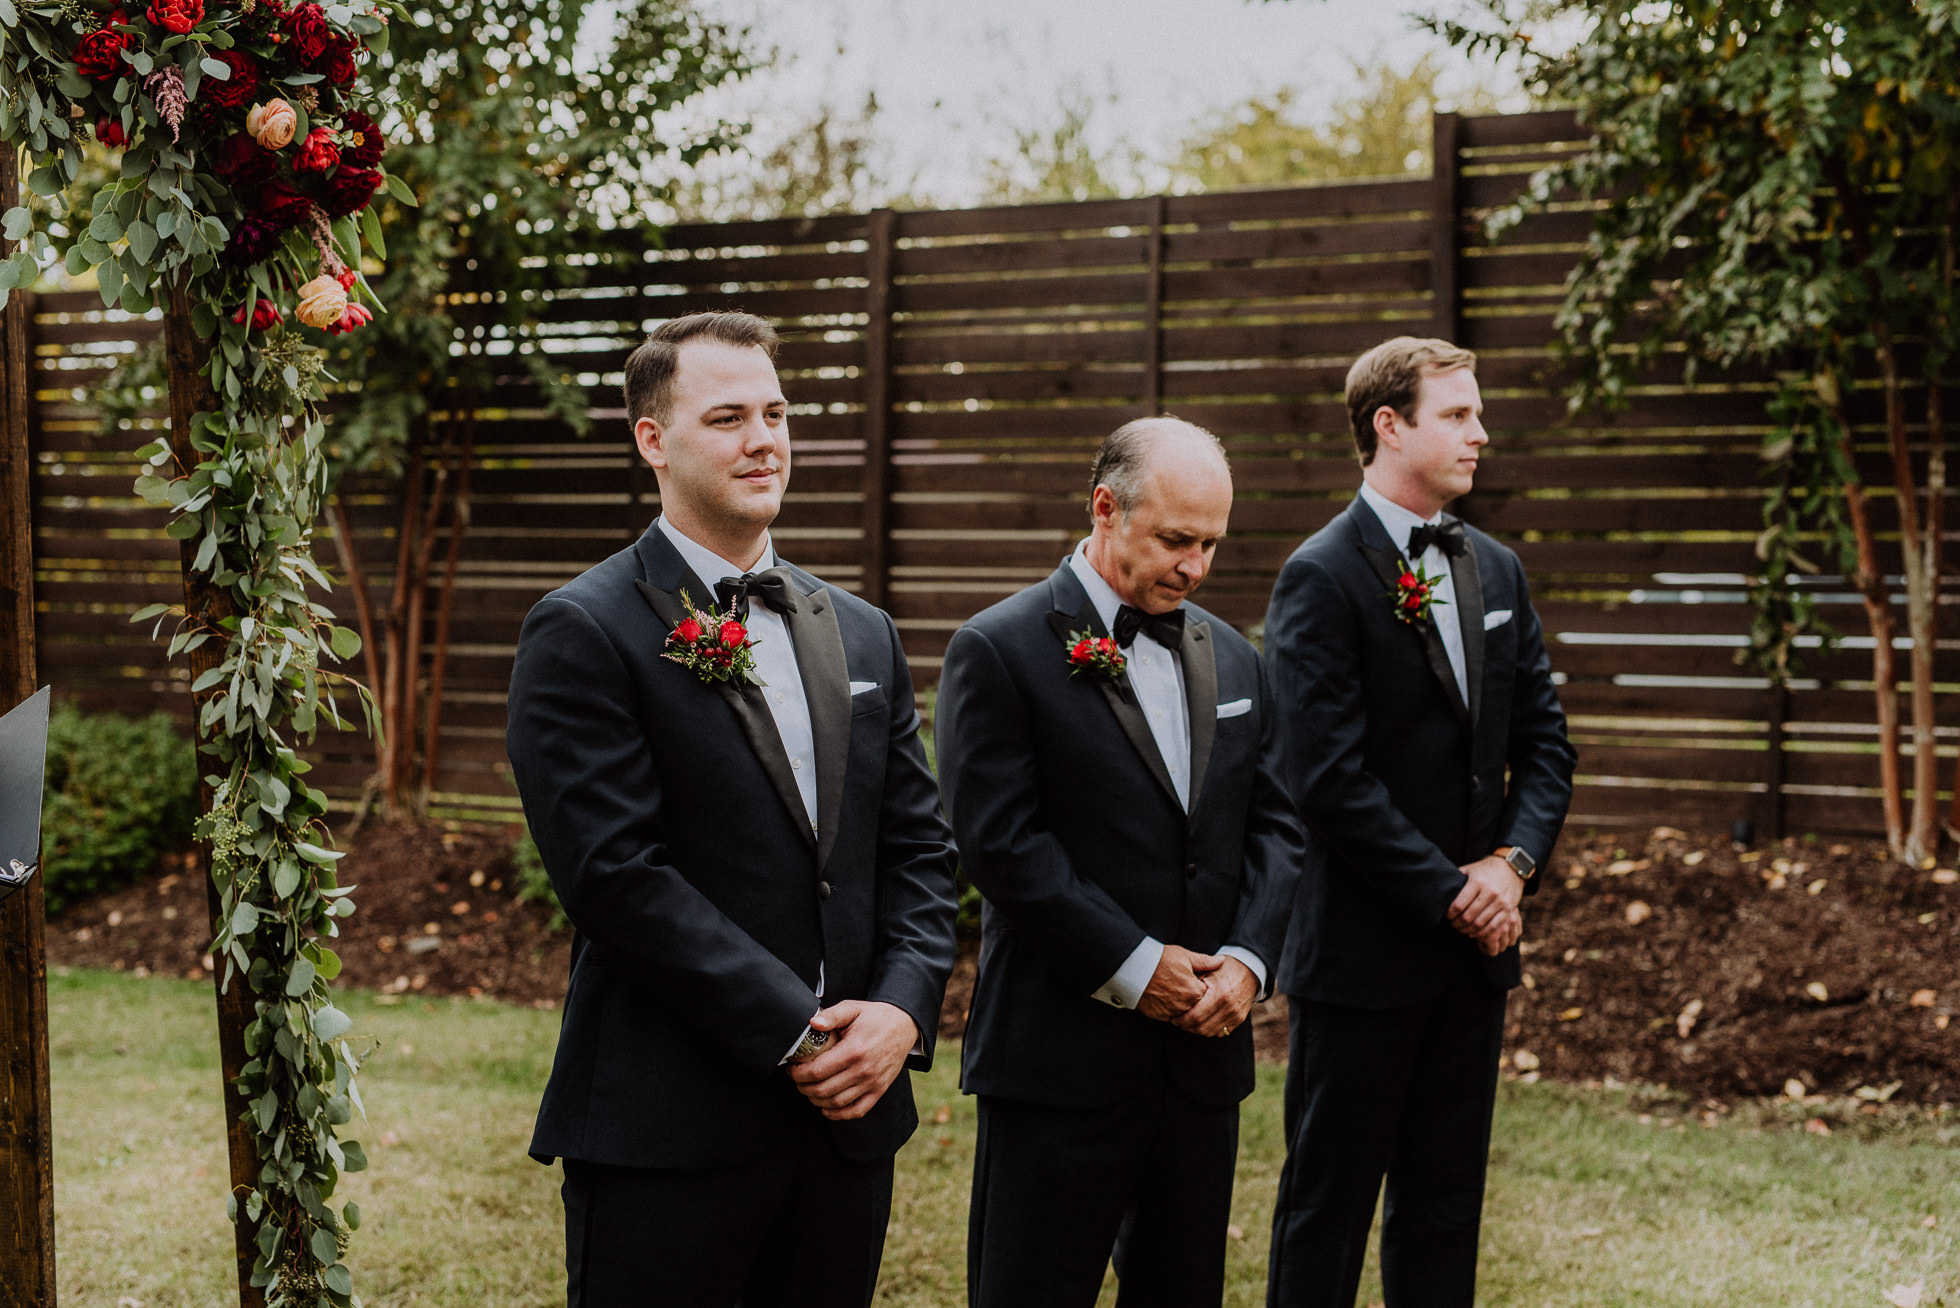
[849,680,880,695]
[1483,609,1514,631]
[1216,698,1253,719]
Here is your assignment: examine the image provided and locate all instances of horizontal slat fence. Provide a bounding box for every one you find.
[26,110,1955,833]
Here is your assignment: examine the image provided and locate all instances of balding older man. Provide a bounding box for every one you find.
[937,418,1307,1308]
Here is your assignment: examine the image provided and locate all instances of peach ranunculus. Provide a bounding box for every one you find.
[246,98,297,150]
[294,275,348,330]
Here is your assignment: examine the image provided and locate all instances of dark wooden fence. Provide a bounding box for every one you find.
[26,110,1949,836]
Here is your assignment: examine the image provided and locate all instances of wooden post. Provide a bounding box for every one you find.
[859,208,896,608]
[161,279,265,1308]
[1431,111,1463,344]
[1143,195,1166,416]
[0,145,58,1308]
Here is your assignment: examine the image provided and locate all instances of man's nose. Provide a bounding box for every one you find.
[1177,547,1207,582]
[742,414,778,455]
[1467,418,1489,448]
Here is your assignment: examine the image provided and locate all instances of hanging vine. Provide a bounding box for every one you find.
[0,2,408,1303]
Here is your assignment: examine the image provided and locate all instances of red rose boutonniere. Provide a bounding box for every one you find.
[1065,629,1126,682]
[662,591,766,687]
[1389,558,1449,625]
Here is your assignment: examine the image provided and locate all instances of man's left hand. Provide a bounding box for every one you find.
[787,1000,919,1121]
[1173,956,1257,1039]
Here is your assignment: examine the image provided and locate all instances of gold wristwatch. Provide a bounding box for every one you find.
[787,1027,833,1064]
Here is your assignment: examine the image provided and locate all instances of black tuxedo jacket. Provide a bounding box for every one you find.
[506,526,958,1170]
[1264,495,1576,1008]
[936,562,1307,1109]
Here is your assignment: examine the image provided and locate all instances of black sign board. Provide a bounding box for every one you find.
[0,686,50,903]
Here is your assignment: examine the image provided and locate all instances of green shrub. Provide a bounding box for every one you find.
[511,829,568,932]
[41,703,199,913]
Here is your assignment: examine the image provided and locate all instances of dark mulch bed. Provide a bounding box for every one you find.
[44,823,1960,1103]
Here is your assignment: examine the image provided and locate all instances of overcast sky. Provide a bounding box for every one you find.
[684,0,1521,203]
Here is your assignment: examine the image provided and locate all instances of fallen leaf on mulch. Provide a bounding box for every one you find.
[1883,1281,1923,1308]
[1784,1079,1809,1099]
[1804,1118,1833,1136]
[1624,900,1652,925]
[1908,990,1937,1008]
[1676,999,1703,1039]
[1805,981,1830,1002]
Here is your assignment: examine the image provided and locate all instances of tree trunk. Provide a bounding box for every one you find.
[417,407,476,812]
[163,279,266,1308]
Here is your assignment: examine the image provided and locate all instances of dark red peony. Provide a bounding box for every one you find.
[319,165,380,218]
[293,127,340,174]
[257,182,315,229]
[202,49,259,109]
[146,0,202,34]
[211,133,275,191]
[337,111,384,168]
[221,216,283,269]
[95,116,128,148]
[283,3,331,63]
[72,11,132,80]
[319,37,359,86]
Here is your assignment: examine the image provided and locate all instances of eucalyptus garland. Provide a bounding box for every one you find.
[0,3,407,1304]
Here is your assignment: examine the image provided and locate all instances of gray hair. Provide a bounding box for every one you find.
[1088,417,1228,515]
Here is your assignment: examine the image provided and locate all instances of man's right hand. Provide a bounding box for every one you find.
[1136,943,1210,1021]
[1449,856,1525,956]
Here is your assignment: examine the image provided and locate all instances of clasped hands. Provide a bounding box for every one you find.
[786,999,917,1122]
[1449,853,1524,957]
[1138,945,1257,1038]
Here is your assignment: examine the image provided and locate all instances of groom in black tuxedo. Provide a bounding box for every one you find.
[505,312,958,1307]
[937,418,1307,1308]
[1262,337,1575,1306]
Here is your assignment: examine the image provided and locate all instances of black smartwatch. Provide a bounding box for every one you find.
[1502,846,1537,881]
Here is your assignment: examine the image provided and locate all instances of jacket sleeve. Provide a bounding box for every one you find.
[936,622,1153,994]
[1221,652,1311,988]
[1264,553,1468,928]
[864,609,961,1070]
[1495,555,1578,893]
[506,594,817,1077]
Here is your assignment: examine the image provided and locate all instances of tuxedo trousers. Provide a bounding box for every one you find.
[967,1079,1239,1308]
[1266,982,1507,1308]
[561,1102,894,1308]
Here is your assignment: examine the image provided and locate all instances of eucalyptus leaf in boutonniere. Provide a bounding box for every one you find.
[1388,558,1449,626]
[663,590,766,687]
[1065,629,1126,682]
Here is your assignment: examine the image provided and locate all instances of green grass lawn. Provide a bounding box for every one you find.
[47,968,1960,1307]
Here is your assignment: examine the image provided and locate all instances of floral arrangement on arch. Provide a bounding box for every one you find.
[1,4,414,1306]
[0,0,411,336]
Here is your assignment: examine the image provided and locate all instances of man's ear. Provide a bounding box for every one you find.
[1089,483,1120,530]
[634,415,666,471]
[1371,404,1403,456]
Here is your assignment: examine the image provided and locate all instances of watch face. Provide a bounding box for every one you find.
[1507,848,1535,877]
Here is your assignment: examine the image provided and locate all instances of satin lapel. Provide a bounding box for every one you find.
[784,578,850,870]
[1449,534,1486,730]
[1181,619,1217,818]
[635,576,816,850]
[1046,605,1180,808]
[1357,541,1471,729]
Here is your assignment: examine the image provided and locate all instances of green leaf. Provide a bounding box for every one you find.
[126,219,157,263]
[328,626,361,660]
[26,167,60,198]
[323,1264,353,1296]
[2,207,30,242]
[285,958,317,997]
[130,603,171,623]
[344,1202,360,1231]
[200,56,230,80]
[357,202,386,259]
[230,900,259,936]
[382,172,418,207]
[274,857,302,898]
[96,257,122,307]
[296,841,346,865]
[311,1005,353,1041]
[310,1227,338,1265]
[191,302,218,339]
[339,1139,367,1173]
[313,946,342,980]
[88,209,123,244]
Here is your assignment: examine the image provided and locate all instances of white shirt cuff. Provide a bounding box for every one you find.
[1217,946,1270,1002]
[1093,937,1164,1011]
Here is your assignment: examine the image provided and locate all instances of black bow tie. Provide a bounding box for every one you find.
[1113,604,1185,650]
[1407,518,1467,560]
[715,567,799,621]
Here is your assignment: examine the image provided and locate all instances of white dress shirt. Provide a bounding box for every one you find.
[1067,542,1270,1008]
[1358,482,1469,706]
[657,517,818,833]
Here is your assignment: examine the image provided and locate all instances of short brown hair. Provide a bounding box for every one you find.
[1344,336,1477,466]
[622,311,780,427]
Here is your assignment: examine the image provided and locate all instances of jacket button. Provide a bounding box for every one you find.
[1185,862,1198,878]
[818,880,831,900]
[1471,777,1482,793]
